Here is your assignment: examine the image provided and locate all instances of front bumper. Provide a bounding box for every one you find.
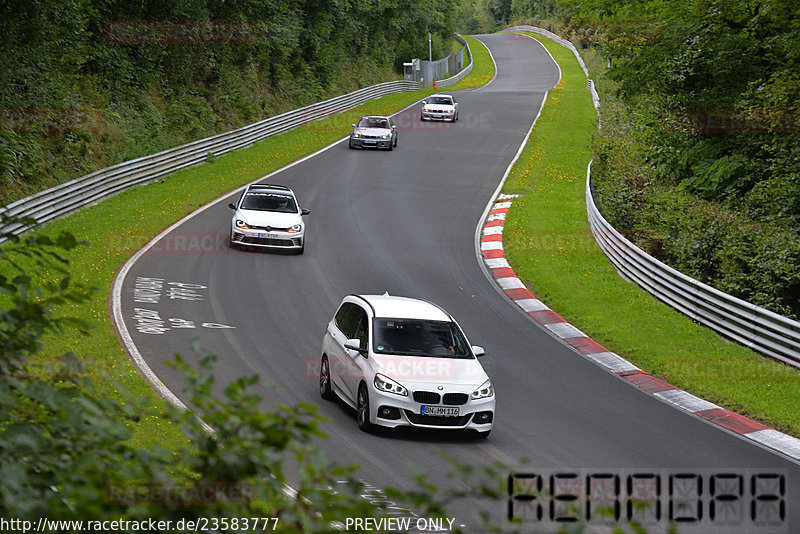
[230,227,303,250]
[421,110,455,121]
[368,386,495,432]
[349,136,392,149]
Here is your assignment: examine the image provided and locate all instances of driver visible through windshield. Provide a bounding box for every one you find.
[241,192,297,212]
[358,117,390,129]
[373,318,471,358]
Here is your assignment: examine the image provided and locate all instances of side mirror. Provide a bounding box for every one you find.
[472,345,486,357]
[351,123,356,127]
[228,202,236,209]
[301,208,310,216]
[345,339,367,356]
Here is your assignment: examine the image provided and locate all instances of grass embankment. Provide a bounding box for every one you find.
[2,36,495,452]
[502,32,800,436]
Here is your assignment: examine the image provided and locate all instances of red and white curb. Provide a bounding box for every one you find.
[480,194,800,463]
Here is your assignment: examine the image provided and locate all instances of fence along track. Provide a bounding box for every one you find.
[508,25,800,367]
[0,80,418,243]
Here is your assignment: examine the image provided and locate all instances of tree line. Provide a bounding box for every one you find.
[502,0,800,319]
[0,0,458,204]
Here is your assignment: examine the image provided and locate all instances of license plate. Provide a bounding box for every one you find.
[421,406,459,417]
[364,139,376,145]
[258,233,279,239]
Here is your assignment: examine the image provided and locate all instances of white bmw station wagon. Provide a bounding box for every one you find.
[319,294,495,437]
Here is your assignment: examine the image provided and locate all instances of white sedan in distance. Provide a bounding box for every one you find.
[421,94,459,122]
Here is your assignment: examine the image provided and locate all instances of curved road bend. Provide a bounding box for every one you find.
[116,33,799,531]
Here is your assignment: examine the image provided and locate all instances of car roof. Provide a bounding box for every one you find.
[246,183,294,195]
[353,294,452,321]
[432,94,454,98]
[360,115,391,120]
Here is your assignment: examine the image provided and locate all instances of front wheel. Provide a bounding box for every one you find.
[357,383,373,432]
[319,356,334,400]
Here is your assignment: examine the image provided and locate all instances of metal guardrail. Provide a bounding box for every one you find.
[511,24,800,367]
[586,160,800,367]
[0,79,419,244]
[414,35,470,89]
[433,35,473,89]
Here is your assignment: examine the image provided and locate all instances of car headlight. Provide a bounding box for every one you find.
[471,379,494,399]
[351,132,361,138]
[374,373,408,396]
[235,219,251,229]
[287,223,302,234]
[381,134,390,139]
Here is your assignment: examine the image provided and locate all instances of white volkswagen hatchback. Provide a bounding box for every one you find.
[228,183,309,253]
[320,294,495,437]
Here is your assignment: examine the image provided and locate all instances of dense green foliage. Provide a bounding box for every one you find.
[543,0,800,319]
[0,223,369,525]
[0,0,457,204]
[1,223,506,528]
[0,53,506,526]
[502,32,800,437]
[454,0,556,33]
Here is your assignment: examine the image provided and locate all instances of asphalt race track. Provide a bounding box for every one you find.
[115,33,800,532]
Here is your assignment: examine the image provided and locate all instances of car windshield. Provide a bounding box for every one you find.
[241,192,297,212]
[372,318,472,358]
[429,97,453,105]
[357,117,390,129]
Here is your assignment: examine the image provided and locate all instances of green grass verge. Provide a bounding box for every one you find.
[2,36,495,452]
[502,32,800,436]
